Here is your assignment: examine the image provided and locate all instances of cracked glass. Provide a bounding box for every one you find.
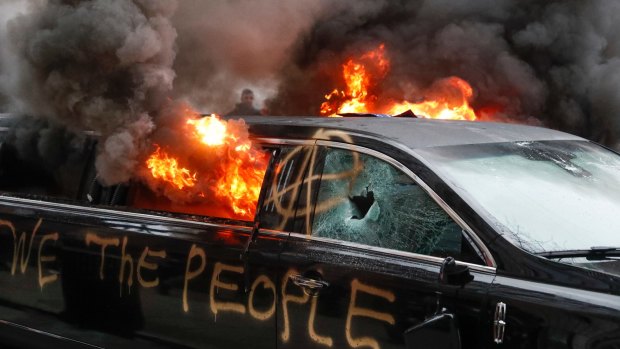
[311,148,469,260]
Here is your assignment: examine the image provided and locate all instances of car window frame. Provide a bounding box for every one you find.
[258,136,496,269]
[252,139,318,241]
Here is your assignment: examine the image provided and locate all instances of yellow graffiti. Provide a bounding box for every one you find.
[262,130,362,234]
[302,130,362,234]
[309,294,333,347]
[1,219,403,349]
[210,262,246,316]
[0,219,406,349]
[38,232,59,289]
[280,269,310,341]
[248,274,276,321]
[1,219,57,288]
[266,145,314,231]
[2,218,41,275]
[137,247,166,288]
[119,236,134,295]
[183,244,206,313]
[85,232,120,280]
[346,279,396,349]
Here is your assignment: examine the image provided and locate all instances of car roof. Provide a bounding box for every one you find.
[242,116,584,149]
[1,113,584,150]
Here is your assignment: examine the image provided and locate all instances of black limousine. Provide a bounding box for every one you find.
[0,114,618,349]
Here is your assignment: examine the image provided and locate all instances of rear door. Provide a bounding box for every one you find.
[0,134,98,348]
[277,144,495,349]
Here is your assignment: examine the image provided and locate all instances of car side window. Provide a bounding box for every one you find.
[0,134,93,202]
[312,147,484,264]
[259,145,315,232]
[128,146,273,222]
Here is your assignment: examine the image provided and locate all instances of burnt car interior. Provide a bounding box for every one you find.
[349,185,375,219]
[129,182,239,219]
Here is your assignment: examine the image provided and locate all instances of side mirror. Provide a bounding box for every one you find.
[404,310,461,349]
[439,257,474,286]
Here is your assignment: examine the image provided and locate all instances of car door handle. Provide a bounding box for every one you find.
[290,274,329,295]
[494,302,507,344]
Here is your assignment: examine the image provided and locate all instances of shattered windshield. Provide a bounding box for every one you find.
[416,140,620,254]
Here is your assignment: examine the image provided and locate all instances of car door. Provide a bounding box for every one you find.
[0,134,100,348]
[486,248,620,348]
[0,137,281,348]
[276,143,495,349]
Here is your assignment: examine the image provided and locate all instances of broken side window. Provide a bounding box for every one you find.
[128,146,272,222]
[311,147,477,262]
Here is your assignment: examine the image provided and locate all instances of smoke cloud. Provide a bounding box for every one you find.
[0,0,330,185]
[1,0,177,184]
[267,0,620,147]
[169,0,331,114]
[2,0,620,188]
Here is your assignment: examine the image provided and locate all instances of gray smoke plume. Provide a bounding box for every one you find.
[169,0,331,114]
[1,0,177,184]
[267,0,620,147]
[0,0,25,114]
[3,0,620,175]
[0,0,331,185]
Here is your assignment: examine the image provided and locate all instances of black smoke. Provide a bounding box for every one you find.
[267,0,620,147]
[2,0,620,177]
[1,0,177,184]
[0,0,329,184]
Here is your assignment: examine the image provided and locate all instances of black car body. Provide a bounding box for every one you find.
[0,114,619,349]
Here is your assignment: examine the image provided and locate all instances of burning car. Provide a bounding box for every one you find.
[0,113,619,349]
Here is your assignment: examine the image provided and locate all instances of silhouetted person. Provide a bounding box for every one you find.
[226,89,262,116]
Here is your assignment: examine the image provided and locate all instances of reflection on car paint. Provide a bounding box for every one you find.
[1,217,398,349]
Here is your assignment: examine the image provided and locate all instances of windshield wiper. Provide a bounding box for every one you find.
[536,246,620,261]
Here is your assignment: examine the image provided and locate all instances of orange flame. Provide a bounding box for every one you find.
[387,77,477,121]
[214,153,265,218]
[146,146,197,190]
[320,44,389,116]
[187,115,253,152]
[321,44,479,120]
[187,114,229,146]
[190,115,266,218]
[144,113,267,220]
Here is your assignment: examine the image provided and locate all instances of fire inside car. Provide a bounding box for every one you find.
[0,112,271,223]
[133,114,270,221]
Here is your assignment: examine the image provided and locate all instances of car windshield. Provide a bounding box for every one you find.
[416,140,620,255]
